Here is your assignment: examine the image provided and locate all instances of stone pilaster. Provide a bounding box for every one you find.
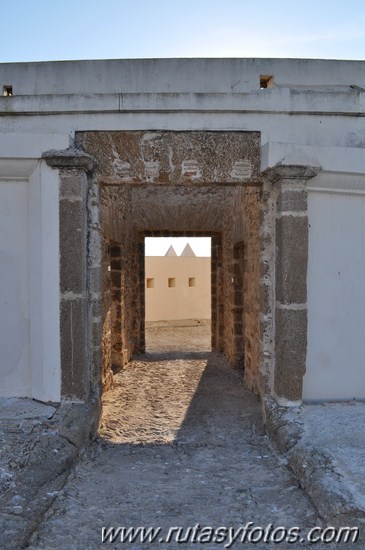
[266,164,320,404]
[43,149,95,400]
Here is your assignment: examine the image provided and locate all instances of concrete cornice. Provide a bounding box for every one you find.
[308,171,365,193]
[0,90,364,117]
[42,148,95,172]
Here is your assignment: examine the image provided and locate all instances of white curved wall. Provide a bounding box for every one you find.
[0,179,31,396]
[0,162,61,402]
[305,186,365,401]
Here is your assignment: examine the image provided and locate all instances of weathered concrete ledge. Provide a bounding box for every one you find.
[264,397,365,534]
[42,148,95,172]
[0,399,100,550]
[1,89,364,117]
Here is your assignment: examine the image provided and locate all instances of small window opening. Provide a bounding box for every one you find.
[3,85,13,96]
[260,75,273,89]
[168,277,176,288]
[188,277,196,287]
[146,278,154,288]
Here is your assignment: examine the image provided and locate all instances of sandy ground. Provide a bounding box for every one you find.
[145,319,211,353]
[99,320,212,444]
[27,322,340,550]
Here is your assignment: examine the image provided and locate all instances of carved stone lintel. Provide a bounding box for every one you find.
[42,148,95,172]
[264,163,320,184]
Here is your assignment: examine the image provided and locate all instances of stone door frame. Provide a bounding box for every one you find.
[43,135,320,408]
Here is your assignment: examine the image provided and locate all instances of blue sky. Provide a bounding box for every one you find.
[2,1,363,256]
[1,0,364,62]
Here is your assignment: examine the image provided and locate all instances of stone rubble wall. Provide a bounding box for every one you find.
[242,187,261,394]
[99,186,138,391]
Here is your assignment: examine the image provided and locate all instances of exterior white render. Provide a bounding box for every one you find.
[1,58,364,403]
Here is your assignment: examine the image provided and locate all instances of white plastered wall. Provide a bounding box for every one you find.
[0,159,61,401]
[0,178,31,396]
[305,176,365,401]
[29,162,60,402]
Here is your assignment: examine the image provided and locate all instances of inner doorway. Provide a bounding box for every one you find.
[72,129,263,401]
[144,236,212,353]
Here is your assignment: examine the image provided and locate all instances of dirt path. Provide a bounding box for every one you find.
[27,324,331,549]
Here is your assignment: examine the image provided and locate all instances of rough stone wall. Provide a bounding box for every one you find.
[242,187,261,394]
[220,228,235,364]
[75,131,261,186]
[212,236,225,354]
[100,189,117,391]
[223,187,246,368]
[258,181,278,397]
[100,185,138,391]
[130,186,231,233]
[101,238,112,391]
[223,185,261,396]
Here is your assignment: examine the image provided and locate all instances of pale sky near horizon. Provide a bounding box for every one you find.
[1,0,364,62]
[2,1,363,256]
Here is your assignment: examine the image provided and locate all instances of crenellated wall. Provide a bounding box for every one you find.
[145,256,211,322]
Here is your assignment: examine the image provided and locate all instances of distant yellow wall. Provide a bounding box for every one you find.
[145,256,211,321]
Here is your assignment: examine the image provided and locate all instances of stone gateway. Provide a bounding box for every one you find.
[1,58,364,413]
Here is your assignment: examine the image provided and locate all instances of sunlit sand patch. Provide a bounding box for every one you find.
[101,358,208,444]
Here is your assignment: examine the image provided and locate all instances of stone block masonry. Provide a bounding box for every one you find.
[265,165,320,403]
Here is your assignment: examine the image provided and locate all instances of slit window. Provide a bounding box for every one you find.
[188,277,196,287]
[168,277,176,288]
[3,85,13,96]
[146,278,154,288]
[260,75,273,89]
